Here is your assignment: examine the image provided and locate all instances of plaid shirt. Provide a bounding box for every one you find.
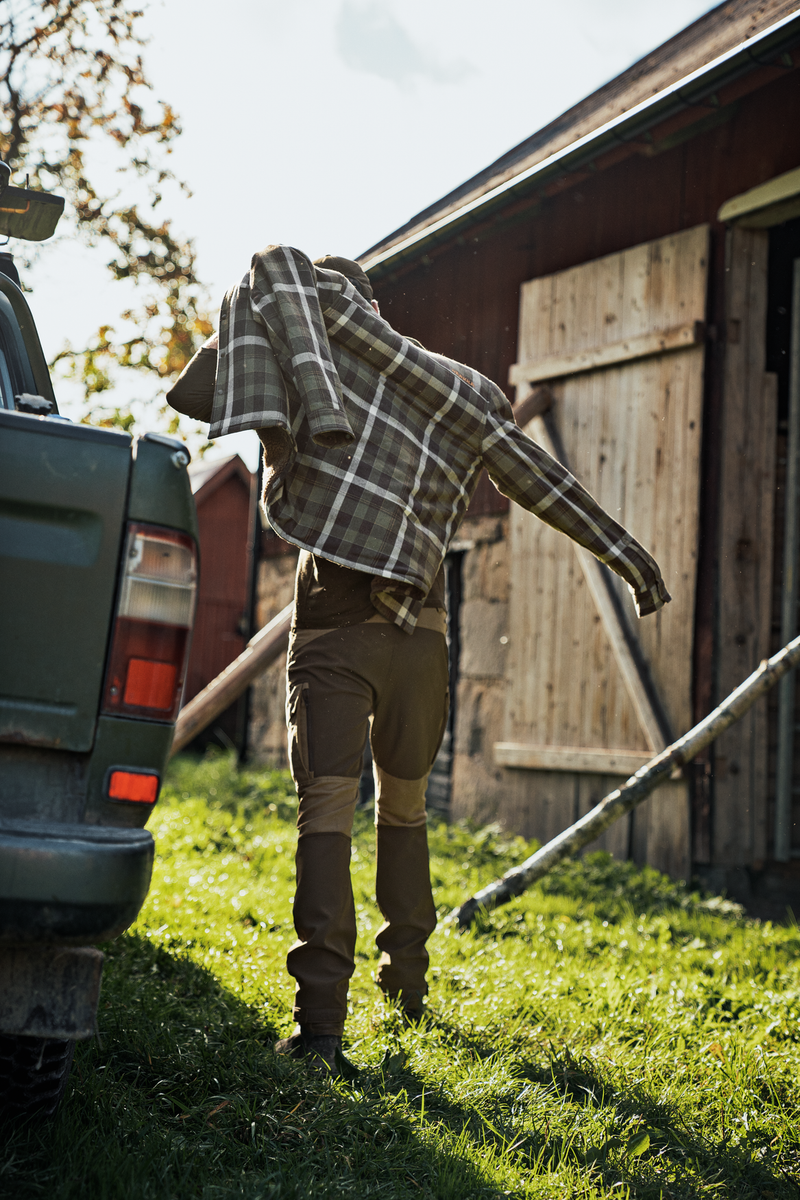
[212,245,670,632]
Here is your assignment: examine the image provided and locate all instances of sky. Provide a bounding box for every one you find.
[24,0,719,470]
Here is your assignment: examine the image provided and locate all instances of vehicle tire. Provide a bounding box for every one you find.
[0,1034,75,1122]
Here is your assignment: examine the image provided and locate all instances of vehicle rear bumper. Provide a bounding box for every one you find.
[0,819,154,943]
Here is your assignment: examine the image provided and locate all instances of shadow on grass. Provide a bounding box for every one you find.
[385,1012,800,1200]
[0,934,509,1200]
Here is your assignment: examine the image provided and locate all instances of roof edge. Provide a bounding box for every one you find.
[360,6,800,277]
[189,453,253,501]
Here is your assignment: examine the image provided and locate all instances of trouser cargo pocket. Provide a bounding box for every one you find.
[287,681,313,788]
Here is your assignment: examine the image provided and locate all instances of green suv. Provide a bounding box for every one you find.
[0,175,199,1120]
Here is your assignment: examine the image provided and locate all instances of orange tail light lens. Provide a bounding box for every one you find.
[102,522,198,722]
[123,658,178,709]
[108,769,159,804]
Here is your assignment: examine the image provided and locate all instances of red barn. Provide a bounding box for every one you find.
[353,0,800,915]
[185,455,257,755]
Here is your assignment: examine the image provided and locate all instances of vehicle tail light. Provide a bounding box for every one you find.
[102,522,198,722]
[108,769,160,804]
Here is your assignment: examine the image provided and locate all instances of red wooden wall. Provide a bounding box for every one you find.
[374,64,799,392]
[185,457,255,724]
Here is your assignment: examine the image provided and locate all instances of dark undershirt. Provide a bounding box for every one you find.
[294,552,446,629]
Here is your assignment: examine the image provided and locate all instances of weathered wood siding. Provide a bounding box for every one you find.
[497,227,708,877]
[714,228,778,866]
[373,60,799,879]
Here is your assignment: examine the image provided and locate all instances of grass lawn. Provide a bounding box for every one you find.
[2,752,800,1199]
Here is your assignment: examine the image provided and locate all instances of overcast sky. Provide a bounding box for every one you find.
[25,0,719,467]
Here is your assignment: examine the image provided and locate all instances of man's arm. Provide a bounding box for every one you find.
[165,334,218,423]
[481,410,670,618]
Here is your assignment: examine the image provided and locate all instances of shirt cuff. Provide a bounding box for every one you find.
[629,577,672,618]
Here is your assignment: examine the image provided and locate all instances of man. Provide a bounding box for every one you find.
[169,245,670,1072]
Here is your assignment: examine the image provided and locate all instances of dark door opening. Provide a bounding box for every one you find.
[766,216,800,861]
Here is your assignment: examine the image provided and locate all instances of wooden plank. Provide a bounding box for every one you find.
[503,769,579,845]
[512,384,554,428]
[630,345,705,737]
[577,774,631,860]
[172,603,293,755]
[714,228,774,867]
[530,409,670,752]
[632,780,691,879]
[509,320,704,387]
[495,743,653,775]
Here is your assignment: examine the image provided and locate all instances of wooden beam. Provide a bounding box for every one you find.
[509,320,704,388]
[494,743,653,775]
[512,384,554,428]
[718,165,800,227]
[529,411,671,753]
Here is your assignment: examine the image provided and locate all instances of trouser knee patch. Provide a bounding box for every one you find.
[297,776,360,837]
[374,766,428,827]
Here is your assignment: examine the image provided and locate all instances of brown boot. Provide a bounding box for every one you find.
[274,1026,341,1073]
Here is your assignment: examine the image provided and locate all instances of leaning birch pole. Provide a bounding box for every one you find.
[451,634,800,929]
[171,603,293,756]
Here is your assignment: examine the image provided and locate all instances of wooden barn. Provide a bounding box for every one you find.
[186,455,258,755]
[344,0,800,913]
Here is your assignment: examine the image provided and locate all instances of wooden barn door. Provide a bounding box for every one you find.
[498,225,709,878]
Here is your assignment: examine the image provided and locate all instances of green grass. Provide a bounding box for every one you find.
[3,752,800,1199]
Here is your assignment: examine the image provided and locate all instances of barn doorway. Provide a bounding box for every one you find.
[767,215,800,863]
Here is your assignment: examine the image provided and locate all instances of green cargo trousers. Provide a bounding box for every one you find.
[285,613,449,1035]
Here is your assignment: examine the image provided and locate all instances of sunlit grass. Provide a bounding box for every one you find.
[2,751,800,1198]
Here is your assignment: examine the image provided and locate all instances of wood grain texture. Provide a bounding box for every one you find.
[495,743,653,775]
[367,65,800,863]
[502,769,579,845]
[509,320,704,386]
[503,226,708,875]
[713,229,776,867]
[577,773,631,861]
[530,410,669,753]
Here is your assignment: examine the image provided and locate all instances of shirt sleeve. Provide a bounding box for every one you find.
[480,410,671,618]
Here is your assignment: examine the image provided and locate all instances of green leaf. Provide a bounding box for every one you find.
[627,1131,650,1157]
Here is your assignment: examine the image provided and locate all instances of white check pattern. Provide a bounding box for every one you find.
[211,245,670,632]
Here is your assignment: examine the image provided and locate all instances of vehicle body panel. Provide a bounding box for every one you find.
[0,252,197,972]
[129,434,200,540]
[0,412,131,750]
